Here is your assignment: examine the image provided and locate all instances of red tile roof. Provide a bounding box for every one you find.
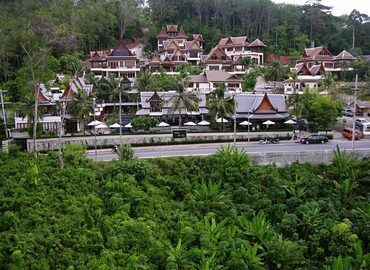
[218,36,250,47]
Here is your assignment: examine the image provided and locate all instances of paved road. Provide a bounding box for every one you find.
[86,139,370,161]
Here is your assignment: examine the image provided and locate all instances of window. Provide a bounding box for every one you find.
[125,61,135,68]
[235,47,242,52]
[189,52,198,58]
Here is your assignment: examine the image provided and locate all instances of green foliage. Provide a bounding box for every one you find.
[299,91,342,131]
[0,143,369,269]
[117,144,135,161]
[131,116,159,131]
[243,68,261,92]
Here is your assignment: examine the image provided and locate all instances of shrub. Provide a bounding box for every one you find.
[117,144,135,161]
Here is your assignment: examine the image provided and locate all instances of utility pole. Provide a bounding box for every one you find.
[351,74,358,150]
[93,97,97,161]
[0,90,8,138]
[233,91,237,148]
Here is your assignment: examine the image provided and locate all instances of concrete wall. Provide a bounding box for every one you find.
[27,131,293,152]
[249,149,370,167]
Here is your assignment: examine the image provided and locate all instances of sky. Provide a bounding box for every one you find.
[271,0,370,16]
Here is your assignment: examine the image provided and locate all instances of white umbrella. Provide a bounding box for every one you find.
[124,123,133,128]
[216,117,229,123]
[198,120,210,126]
[95,123,108,129]
[109,123,122,128]
[262,120,275,125]
[157,121,170,127]
[87,120,102,126]
[184,121,197,126]
[240,120,252,126]
[284,119,296,124]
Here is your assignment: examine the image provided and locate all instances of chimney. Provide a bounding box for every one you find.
[310,41,315,48]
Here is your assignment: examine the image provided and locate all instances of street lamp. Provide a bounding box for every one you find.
[93,97,97,161]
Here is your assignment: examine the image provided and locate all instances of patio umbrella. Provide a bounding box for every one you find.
[184,121,197,126]
[198,120,210,126]
[124,123,133,128]
[87,120,101,126]
[240,120,252,126]
[95,123,108,129]
[262,120,275,125]
[216,117,229,123]
[109,123,122,128]
[284,119,296,124]
[157,121,170,127]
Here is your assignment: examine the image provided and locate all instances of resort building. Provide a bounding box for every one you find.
[88,39,140,86]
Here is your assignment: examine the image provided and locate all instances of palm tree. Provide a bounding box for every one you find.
[288,70,299,94]
[67,88,93,134]
[168,77,199,128]
[134,69,154,108]
[268,61,284,93]
[101,74,128,143]
[207,85,234,130]
[322,71,336,95]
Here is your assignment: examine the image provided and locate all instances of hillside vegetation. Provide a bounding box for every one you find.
[0,146,369,269]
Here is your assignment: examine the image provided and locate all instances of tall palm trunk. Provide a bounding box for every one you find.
[33,85,39,158]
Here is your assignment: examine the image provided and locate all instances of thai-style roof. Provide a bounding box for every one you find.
[156,27,168,38]
[335,50,356,61]
[300,46,334,62]
[192,34,204,42]
[166,24,178,32]
[253,93,278,113]
[218,36,251,47]
[188,70,242,84]
[149,51,161,65]
[171,49,186,62]
[109,39,134,57]
[203,47,232,63]
[310,64,325,75]
[177,27,188,38]
[146,91,163,102]
[249,39,267,47]
[163,40,180,51]
[294,62,311,75]
[184,40,203,51]
[234,93,287,119]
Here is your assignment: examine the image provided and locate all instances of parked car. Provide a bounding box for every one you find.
[342,127,363,140]
[342,108,354,117]
[300,135,328,144]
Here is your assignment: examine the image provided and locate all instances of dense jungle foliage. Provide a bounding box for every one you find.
[1,0,370,81]
[0,145,369,269]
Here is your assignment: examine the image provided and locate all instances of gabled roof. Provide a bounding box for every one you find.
[146,91,163,102]
[310,64,325,75]
[166,24,178,32]
[192,34,204,42]
[335,50,356,61]
[294,62,311,75]
[161,56,174,66]
[163,40,180,51]
[300,46,334,61]
[234,93,287,116]
[218,36,250,47]
[188,70,242,84]
[109,39,134,57]
[149,51,161,64]
[184,40,203,51]
[253,93,278,113]
[249,39,267,47]
[156,27,168,38]
[204,47,232,63]
[177,27,188,38]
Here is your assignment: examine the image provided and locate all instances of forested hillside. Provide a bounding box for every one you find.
[0,0,369,83]
[0,146,369,269]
